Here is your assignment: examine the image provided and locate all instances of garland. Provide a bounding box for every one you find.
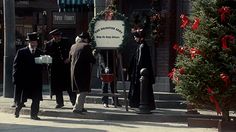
[88,7,131,50]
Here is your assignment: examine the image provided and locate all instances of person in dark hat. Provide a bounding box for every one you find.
[45,29,76,108]
[12,32,44,120]
[69,32,96,113]
[128,29,156,111]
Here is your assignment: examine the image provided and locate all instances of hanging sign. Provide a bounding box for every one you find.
[94,20,125,49]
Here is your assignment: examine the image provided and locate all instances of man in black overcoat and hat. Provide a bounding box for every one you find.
[128,29,156,111]
[45,29,76,108]
[13,32,44,120]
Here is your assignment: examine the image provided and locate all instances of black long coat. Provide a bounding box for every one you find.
[12,47,43,103]
[45,38,71,94]
[69,42,96,93]
[128,42,156,110]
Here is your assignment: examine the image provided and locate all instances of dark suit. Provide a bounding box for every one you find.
[13,46,43,117]
[45,38,76,106]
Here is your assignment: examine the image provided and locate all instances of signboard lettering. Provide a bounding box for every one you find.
[53,12,76,25]
[94,20,125,49]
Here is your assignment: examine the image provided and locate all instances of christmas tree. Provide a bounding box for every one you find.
[169,0,236,121]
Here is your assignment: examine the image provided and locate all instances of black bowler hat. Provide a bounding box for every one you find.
[26,32,39,41]
[79,32,90,39]
[49,29,62,36]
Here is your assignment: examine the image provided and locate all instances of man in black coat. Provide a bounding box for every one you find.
[128,30,156,110]
[45,29,76,108]
[13,32,44,120]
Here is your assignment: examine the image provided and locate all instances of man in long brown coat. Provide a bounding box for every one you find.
[69,32,96,113]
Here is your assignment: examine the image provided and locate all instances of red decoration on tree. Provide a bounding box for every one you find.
[207,87,222,115]
[192,18,200,30]
[190,48,201,59]
[221,35,235,49]
[218,6,230,23]
[173,43,185,54]
[168,68,176,80]
[180,14,189,28]
[220,73,230,88]
[178,67,185,74]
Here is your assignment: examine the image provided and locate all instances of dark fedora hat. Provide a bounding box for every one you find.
[79,32,90,39]
[49,29,62,36]
[26,32,39,41]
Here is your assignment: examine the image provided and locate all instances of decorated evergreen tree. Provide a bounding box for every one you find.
[169,0,236,121]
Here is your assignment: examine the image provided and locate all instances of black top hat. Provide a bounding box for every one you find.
[79,32,90,39]
[49,29,62,36]
[26,32,39,41]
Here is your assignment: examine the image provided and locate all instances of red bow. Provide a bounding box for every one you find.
[190,48,201,59]
[218,6,230,23]
[221,35,235,49]
[180,14,189,28]
[105,10,113,20]
[192,18,200,30]
[173,43,185,54]
[207,87,222,115]
[168,68,176,80]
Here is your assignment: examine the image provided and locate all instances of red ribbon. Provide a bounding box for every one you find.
[218,6,230,23]
[180,14,189,28]
[220,73,230,89]
[190,48,201,59]
[221,35,235,49]
[207,87,222,115]
[192,18,200,30]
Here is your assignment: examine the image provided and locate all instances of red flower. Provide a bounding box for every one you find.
[192,18,200,30]
[180,14,189,28]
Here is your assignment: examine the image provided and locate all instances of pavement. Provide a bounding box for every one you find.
[0,93,235,123]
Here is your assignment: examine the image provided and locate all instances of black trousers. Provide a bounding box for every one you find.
[102,82,119,105]
[55,89,76,106]
[16,99,40,117]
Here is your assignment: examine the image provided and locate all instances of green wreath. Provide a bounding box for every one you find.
[88,8,131,50]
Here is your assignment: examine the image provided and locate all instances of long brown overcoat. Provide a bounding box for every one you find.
[69,42,96,93]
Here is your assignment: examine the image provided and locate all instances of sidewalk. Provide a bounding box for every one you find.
[1,93,234,123]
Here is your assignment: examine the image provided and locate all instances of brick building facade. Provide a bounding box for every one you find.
[0,0,191,92]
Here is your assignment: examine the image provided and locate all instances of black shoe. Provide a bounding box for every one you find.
[73,109,83,114]
[82,108,87,112]
[31,116,41,120]
[55,104,64,109]
[14,108,20,118]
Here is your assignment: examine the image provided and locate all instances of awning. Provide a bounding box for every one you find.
[57,0,94,7]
